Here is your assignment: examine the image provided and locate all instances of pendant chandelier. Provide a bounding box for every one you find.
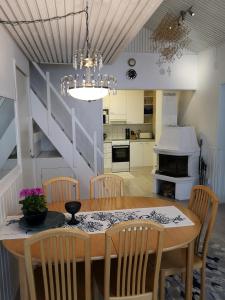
[151,7,194,65]
[60,2,116,101]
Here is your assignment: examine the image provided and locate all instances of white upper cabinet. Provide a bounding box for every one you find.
[103,90,145,124]
[126,90,144,124]
[109,90,127,122]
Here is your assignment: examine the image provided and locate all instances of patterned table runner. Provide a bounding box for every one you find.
[0,206,194,240]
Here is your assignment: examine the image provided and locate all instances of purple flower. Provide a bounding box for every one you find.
[19,187,44,199]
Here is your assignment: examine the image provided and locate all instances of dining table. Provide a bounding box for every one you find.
[3,196,201,300]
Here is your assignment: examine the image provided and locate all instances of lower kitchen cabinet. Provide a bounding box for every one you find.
[130,141,154,167]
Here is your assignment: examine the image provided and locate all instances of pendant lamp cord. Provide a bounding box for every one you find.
[85,1,90,57]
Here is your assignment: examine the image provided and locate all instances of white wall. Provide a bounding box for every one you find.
[0,26,29,300]
[0,27,29,100]
[102,52,198,90]
[178,42,225,202]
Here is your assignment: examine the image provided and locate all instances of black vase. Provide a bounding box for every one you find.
[65,201,81,225]
[23,208,48,226]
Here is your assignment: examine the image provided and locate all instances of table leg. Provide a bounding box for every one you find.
[185,241,194,300]
[18,257,29,300]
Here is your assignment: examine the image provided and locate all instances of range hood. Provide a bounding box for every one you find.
[154,126,200,155]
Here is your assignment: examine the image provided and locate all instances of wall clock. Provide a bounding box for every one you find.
[128,58,136,67]
[126,69,137,80]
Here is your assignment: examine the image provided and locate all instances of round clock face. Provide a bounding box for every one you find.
[128,58,136,67]
[126,69,137,80]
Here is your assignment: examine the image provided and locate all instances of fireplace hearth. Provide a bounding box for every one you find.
[153,126,200,200]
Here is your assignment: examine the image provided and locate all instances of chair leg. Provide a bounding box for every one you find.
[159,271,166,300]
[181,271,186,284]
[200,266,206,300]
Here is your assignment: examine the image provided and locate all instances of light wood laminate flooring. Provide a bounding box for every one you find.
[105,167,154,197]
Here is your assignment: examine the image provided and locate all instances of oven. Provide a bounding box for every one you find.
[112,140,130,172]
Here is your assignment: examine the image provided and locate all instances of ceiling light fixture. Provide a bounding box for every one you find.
[60,1,116,101]
[151,6,194,65]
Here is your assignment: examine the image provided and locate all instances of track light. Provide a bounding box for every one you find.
[179,6,195,24]
[188,6,195,17]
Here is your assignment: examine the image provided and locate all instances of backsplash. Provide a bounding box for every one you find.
[104,124,152,140]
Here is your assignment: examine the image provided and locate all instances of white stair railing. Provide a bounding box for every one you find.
[31,61,103,174]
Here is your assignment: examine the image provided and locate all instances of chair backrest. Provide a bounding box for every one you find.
[43,176,80,203]
[90,174,124,199]
[104,220,164,300]
[24,228,91,300]
[188,185,218,257]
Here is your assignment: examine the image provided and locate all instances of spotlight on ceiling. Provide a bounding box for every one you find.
[188,6,195,17]
[180,6,195,22]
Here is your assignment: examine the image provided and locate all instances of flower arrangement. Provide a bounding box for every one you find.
[19,188,47,215]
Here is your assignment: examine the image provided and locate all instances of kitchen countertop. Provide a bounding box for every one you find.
[104,138,155,143]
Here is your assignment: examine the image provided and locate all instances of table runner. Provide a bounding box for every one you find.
[0,206,194,240]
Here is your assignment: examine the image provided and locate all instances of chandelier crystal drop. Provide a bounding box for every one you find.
[60,2,116,101]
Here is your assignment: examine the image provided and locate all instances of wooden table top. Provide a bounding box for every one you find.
[3,196,201,260]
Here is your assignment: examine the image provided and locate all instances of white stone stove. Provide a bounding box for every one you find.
[153,126,200,200]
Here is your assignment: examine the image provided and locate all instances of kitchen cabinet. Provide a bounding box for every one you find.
[103,94,110,109]
[104,142,112,169]
[143,141,154,166]
[109,91,126,122]
[130,142,143,167]
[103,90,145,124]
[126,90,144,124]
[130,141,155,167]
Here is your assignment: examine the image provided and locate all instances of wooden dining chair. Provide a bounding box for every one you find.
[24,228,91,300]
[159,185,219,300]
[93,219,165,300]
[43,176,80,203]
[90,174,124,199]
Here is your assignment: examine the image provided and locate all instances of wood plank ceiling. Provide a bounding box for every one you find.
[145,0,225,53]
[0,0,163,64]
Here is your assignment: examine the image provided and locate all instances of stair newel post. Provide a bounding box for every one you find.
[72,107,77,168]
[94,131,97,175]
[46,72,51,135]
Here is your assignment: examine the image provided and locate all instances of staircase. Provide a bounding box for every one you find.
[0,118,16,170]
[30,62,103,199]
[0,98,16,171]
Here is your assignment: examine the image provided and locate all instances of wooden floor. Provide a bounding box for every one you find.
[106,167,155,197]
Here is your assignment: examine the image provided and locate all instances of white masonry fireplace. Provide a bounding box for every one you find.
[153,126,200,200]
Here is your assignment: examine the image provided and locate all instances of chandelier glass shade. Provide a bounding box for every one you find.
[151,13,191,64]
[60,3,116,101]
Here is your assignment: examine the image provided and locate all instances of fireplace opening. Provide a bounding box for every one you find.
[157,154,188,177]
[158,180,175,199]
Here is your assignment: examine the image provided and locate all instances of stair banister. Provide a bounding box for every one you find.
[32,62,71,116]
[31,61,103,171]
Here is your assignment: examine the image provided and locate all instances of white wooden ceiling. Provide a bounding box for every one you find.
[0,0,163,64]
[145,0,225,53]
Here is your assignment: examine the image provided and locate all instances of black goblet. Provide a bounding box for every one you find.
[65,201,81,225]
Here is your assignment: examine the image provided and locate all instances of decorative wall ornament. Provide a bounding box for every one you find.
[151,12,191,64]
